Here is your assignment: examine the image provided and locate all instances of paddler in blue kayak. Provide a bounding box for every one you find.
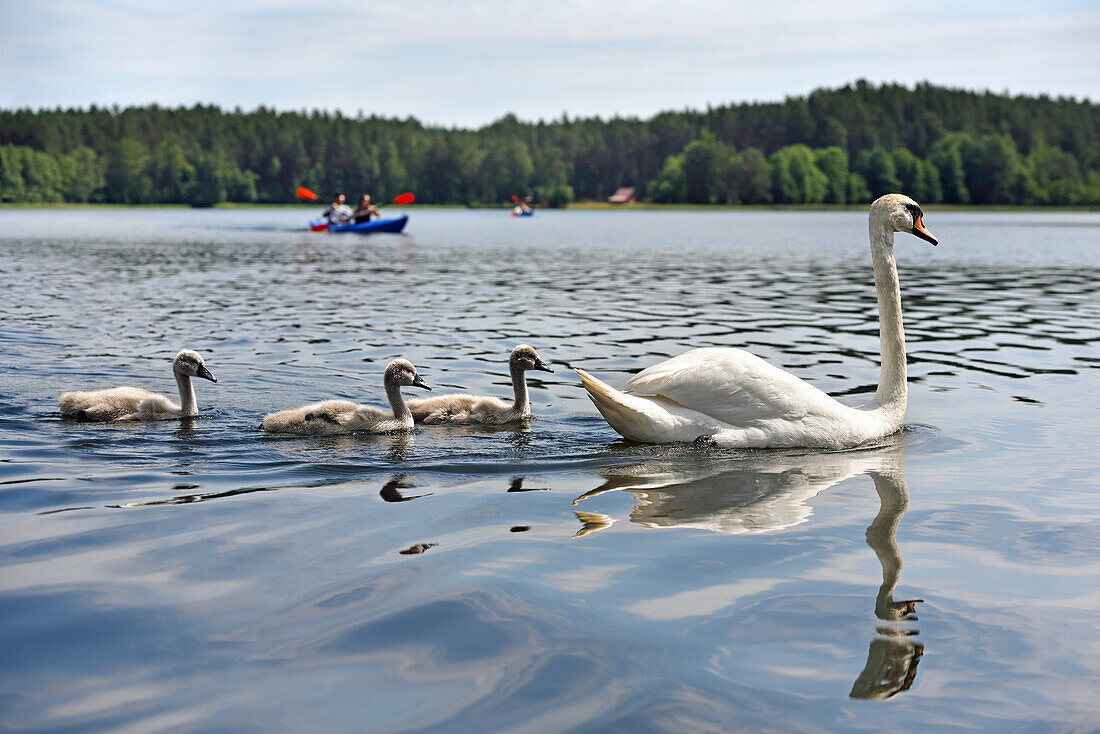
[352,194,381,224]
[322,192,353,224]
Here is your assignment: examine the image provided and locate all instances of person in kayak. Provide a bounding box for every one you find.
[322,193,353,224]
[352,194,381,224]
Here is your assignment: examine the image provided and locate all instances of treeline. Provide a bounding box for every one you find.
[1,80,1097,206]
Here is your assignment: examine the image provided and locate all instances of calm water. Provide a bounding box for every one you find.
[1,207,1098,732]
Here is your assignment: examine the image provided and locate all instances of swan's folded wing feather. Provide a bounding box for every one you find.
[626,347,835,427]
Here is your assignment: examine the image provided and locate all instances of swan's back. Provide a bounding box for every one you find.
[60,386,169,421]
[261,400,413,435]
[626,347,846,426]
[408,394,517,424]
[261,399,361,435]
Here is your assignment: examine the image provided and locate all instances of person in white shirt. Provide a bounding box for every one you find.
[322,192,353,224]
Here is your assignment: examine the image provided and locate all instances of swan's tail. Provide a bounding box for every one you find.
[575,368,672,442]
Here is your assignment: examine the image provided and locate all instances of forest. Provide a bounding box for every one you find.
[1,80,1097,207]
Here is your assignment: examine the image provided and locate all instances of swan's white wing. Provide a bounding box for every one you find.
[626,347,839,428]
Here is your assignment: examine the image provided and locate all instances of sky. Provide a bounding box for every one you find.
[1,0,1097,128]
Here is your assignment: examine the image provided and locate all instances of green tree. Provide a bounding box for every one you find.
[813,146,850,203]
[929,135,970,203]
[21,148,65,202]
[962,134,1035,204]
[856,147,901,199]
[224,166,258,202]
[478,138,534,202]
[681,131,725,204]
[184,151,226,207]
[1027,139,1083,204]
[650,153,686,203]
[847,172,871,203]
[770,145,827,203]
[105,138,152,203]
[59,146,104,202]
[728,147,772,204]
[150,141,195,202]
[0,145,25,202]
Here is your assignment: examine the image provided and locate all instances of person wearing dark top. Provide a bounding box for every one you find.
[352,194,381,224]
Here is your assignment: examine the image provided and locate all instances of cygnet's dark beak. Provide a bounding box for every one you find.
[412,375,431,391]
[911,215,938,246]
[533,357,554,373]
[197,365,217,383]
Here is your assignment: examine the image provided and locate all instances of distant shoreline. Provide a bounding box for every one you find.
[2,202,1097,213]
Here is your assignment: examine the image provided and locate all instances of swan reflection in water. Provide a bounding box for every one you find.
[574,437,924,700]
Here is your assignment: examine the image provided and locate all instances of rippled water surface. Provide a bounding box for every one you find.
[1,207,1098,732]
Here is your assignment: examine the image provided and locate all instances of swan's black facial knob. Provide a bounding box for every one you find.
[904,203,937,245]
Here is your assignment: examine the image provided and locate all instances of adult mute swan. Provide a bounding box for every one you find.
[261,359,430,435]
[407,344,553,425]
[59,349,217,421]
[575,194,937,449]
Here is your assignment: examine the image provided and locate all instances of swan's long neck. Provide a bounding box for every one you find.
[174,369,196,416]
[510,362,530,413]
[386,378,411,421]
[869,224,907,420]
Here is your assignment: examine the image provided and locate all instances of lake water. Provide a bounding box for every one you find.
[1,206,1098,732]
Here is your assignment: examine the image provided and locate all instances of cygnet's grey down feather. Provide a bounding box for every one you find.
[408,345,553,425]
[59,349,217,421]
[261,358,430,435]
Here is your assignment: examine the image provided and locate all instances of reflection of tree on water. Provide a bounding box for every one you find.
[575,439,924,700]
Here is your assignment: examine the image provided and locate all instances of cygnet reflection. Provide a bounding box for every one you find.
[576,437,924,700]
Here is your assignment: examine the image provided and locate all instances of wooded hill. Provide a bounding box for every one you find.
[1,80,1097,206]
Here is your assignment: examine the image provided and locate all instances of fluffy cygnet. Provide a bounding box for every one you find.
[261,358,430,435]
[408,345,553,425]
[59,349,217,421]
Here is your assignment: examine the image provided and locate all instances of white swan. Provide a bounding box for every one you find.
[407,344,554,425]
[575,194,938,449]
[261,358,430,435]
[59,349,217,421]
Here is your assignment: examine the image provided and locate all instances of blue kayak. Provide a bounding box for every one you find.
[309,215,408,234]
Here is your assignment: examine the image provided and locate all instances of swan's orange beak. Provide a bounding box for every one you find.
[912,215,938,246]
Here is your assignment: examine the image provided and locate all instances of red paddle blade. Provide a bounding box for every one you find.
[296,186,319,201]
[510,195,518,202]
[391,192,414,205]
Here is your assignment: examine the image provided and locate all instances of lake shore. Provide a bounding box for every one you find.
[3,201,1097,212]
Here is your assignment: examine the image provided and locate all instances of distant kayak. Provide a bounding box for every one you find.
[309,215,409,234]
[511,209,534,217]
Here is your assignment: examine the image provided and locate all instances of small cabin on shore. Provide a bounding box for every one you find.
[608,187,637,205]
